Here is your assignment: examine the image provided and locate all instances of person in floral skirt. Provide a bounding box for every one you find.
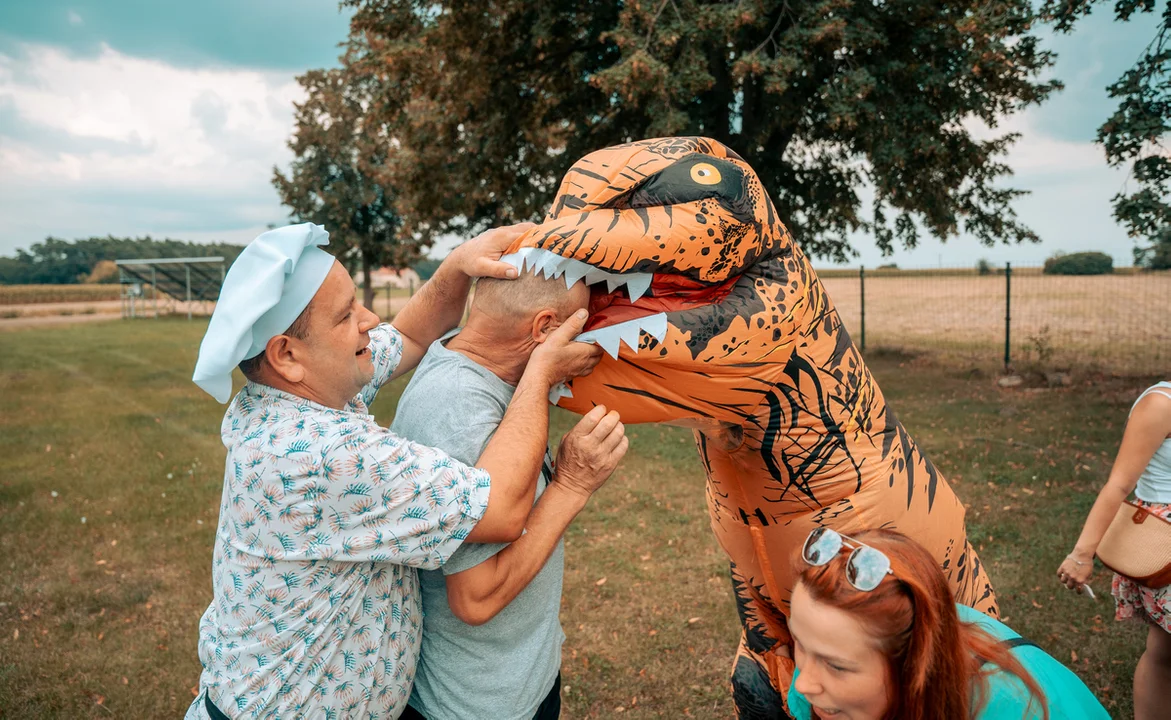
[1057,381,1171,720]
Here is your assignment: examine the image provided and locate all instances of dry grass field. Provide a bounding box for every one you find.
[0,285,415,327]
[7,270,1166,372]
[821,270,1171,374]
[0,285,122,305]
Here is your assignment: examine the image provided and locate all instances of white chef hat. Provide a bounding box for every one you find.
[192,223,335,403]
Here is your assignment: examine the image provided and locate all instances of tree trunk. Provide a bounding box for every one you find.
[361,248,376,311]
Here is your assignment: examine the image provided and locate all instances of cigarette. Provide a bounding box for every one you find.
[1082,585,1096,600]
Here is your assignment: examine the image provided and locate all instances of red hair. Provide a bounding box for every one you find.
[793,530,1048,720]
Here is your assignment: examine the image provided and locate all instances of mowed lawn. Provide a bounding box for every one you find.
[0,318,1156,718]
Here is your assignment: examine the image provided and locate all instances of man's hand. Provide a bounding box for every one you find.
[528,309,603,387]
[451,222,536,280]
[554,405,628,500]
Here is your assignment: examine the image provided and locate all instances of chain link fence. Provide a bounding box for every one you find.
[819,265,1171,376]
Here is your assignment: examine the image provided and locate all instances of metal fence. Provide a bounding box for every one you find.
[818,265,1171,376]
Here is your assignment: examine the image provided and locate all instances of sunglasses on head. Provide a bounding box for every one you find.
[801,527,894,592]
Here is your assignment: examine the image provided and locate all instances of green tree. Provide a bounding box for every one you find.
[0,236,244,285]
[273,61,420,310]
[410,257,442,281]
[1043,250,1114,275]
[1045,0,1170,244]
[345,0,1059,261]
[1136,225,1171,269]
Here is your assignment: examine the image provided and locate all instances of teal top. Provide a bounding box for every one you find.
[786,604,1110,719]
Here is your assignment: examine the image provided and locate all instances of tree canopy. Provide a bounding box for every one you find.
[343,0,1060,261]
[1136,225,1171,268]
[273,61,421,308]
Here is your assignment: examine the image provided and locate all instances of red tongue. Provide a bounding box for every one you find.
[583,274,739,332]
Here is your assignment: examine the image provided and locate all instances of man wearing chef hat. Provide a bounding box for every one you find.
[186,222,608,720]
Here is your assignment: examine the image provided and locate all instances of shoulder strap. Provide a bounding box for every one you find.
[978,636,1040,667]
[1131,384,1171,415]
[1001,636,1039,652]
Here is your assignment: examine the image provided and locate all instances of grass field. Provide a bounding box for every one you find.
[821,270,1171,375]
[7,270,1167,374]
[0,285,413,308]
[0,285,123,305]
[0,318,1160,718]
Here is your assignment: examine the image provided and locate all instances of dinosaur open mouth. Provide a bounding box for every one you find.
[500,247,737,359]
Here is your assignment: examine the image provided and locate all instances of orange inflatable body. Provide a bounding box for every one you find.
[504,137,997,718]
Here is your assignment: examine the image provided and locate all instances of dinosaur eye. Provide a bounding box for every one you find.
[690,163,722,185]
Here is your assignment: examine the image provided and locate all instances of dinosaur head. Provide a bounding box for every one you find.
[502,137,808,426]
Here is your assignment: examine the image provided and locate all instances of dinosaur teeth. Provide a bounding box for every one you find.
[548,383,574,404]
[496,248,653,301]
[616,321,642,352]
[563,264,588,288]
[594,328,623,359]
[547,312,669,404]
[573,313,669,360]
[537,253,564,279]
[625,274,652,302]
[639,312,668,341]
[583,267,611,286]
[499,250,525,272]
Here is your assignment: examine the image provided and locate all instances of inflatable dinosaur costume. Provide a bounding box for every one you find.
[500,137,997,718]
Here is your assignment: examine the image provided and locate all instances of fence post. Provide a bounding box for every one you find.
[859,265,866,352]
[1004,262,1012,371]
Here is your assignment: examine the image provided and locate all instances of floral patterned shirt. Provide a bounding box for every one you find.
[186,324,492,720]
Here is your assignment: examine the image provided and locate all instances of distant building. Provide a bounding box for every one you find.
[357,267,420,289]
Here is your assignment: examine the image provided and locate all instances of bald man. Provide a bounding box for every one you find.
[391,271,627,720]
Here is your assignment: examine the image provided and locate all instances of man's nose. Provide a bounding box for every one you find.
[360,305,381,330]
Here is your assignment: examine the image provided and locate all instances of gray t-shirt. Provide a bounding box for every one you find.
[390,333,564,720]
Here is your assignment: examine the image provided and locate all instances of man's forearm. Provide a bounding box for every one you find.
[467,307,594,542]
[468,367,553,542]
[448,483,588,625]
[393,260,473,350]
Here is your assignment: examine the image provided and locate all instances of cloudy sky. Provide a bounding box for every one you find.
[0,1,1161,268]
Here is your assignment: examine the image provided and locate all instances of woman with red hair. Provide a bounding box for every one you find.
[785,529,1108,720]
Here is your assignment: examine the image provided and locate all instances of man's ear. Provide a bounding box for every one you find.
[530,310,560,343]
[265,335,306,383]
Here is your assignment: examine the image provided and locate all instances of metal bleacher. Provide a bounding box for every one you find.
[115,257,225,319]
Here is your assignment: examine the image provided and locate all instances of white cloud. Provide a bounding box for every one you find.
[817,108,1135,270]
[0,42,303,253]
[67,11,83,26]
[0,38,1142,268]
[966,111,1113,177]
[966,109,1135,265]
